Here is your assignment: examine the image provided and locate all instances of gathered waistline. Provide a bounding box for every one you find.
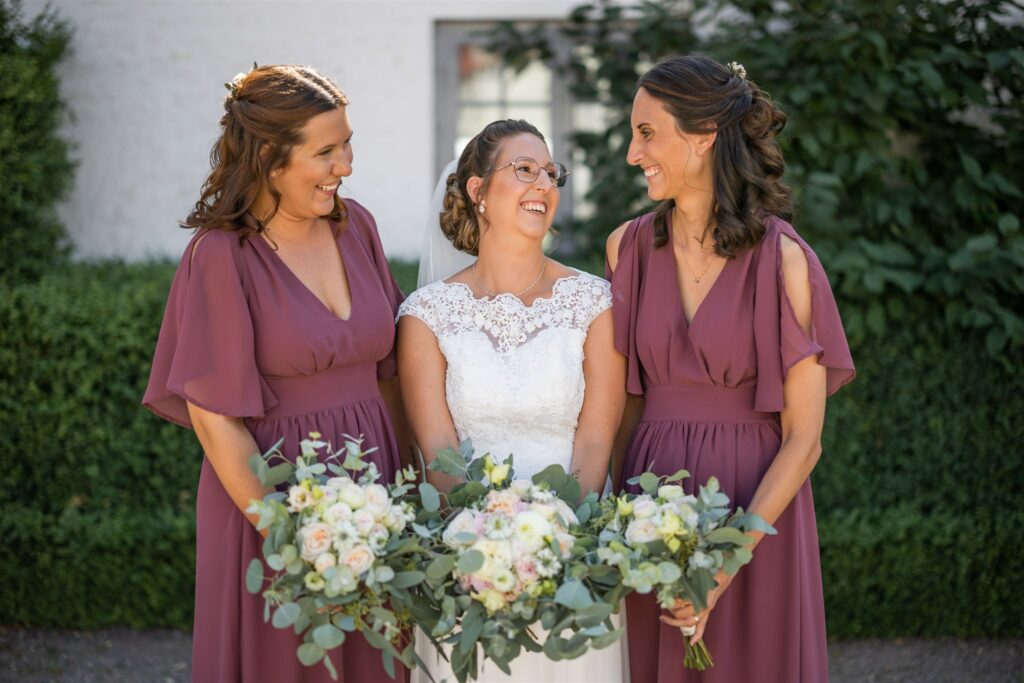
[641,384,777,424]
[260,363,380,419]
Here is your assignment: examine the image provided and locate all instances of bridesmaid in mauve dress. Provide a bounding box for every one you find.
[607,56,855,682]
[143,65,409,683]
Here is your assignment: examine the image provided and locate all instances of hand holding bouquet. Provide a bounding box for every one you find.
[245,434,426,680]
[595,470,775,670]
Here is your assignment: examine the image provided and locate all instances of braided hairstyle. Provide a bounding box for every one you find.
[440,119,546,255]
[638,54,793,257]
[183,65,350,237]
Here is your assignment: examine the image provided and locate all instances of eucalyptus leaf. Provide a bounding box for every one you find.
[419,482,440,512]
[297,642,325,666]
[245,558,264,594]
[426,554,457,580]
[313,624,346,650]
[554,580,593,609]
[272,602,301,629]
[638,472,660,493]
[391,571,426,589]
[457,549,485,574]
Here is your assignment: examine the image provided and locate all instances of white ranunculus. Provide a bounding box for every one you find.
[341,545,375,575]
[299,522,333,560]
[363,484,390,515]
[314,552,337,573]
[492,569,516,593]
[632,498,659,519]
[625,518,660,544]
[514,511,552,548]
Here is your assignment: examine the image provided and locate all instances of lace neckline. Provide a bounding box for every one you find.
[439,272,587,308]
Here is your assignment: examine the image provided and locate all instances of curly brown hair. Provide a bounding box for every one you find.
[638,54,793,257]
[440,119,546,256]
[182,65,350,237]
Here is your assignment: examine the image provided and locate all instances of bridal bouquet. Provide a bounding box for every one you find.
[245,434,426,680]
[410,442,622,683]
[595,470,775,670]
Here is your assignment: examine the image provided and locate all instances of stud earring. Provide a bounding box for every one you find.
[478,200,486,215]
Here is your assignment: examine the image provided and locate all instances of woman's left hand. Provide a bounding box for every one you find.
[659,570,734,645]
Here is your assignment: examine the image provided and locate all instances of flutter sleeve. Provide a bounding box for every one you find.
[606,215,651,396]
[142,230,278,428]
[753,217,856,413]
[346,199,406,381]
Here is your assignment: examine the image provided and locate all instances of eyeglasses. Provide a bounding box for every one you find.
[485,156,570,188]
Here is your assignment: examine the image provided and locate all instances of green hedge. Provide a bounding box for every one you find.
[1,261,1021,635]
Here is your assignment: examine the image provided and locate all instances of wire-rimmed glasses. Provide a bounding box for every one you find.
[485,156,570,188]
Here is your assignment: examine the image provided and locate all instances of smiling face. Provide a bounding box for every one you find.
[470,132,560,244]
[627,87,716,202]
[266,107,353,223]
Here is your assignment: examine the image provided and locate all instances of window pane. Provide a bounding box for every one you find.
[454,105,502,159]
[457,44,501,102]
[505,61,552,104]
[572,102,614,220]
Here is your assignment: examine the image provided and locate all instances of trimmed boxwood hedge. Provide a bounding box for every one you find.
[1,261,1021,635]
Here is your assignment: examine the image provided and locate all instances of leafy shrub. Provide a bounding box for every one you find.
[0,0,75,286]
[488,0,1024,350]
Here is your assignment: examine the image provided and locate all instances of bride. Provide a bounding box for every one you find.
[397,119,628,682]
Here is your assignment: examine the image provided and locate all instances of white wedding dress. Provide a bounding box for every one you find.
[398,272,629,683]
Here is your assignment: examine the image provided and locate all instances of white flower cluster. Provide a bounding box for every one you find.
[442,480,578,614]
[287,476,416,596]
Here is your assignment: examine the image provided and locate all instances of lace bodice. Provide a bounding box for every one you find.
[398,273,612,480]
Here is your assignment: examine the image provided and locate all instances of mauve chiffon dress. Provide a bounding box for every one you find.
[143,199,408,683]
[609,211,855,683]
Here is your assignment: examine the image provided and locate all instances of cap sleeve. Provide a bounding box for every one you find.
[753,217,856,413]
[607,214,653,396]
[578,274,613,331]
[396,285,441,337]
[142,230,278,428]
[345,199,406,381]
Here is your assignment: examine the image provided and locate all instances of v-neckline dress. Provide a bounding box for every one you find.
[609,211,855,683]
[144,199,408,683]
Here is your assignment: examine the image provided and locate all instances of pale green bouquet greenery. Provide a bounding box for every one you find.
[408,441,624,683]
[595,469,776,670]
[245,434,427,680]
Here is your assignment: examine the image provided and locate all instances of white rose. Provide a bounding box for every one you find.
[299,522,332,561]
[632,498,659,519]
[341,545,375,575]
[352,510,376,536]
[314,553,337,574]
[625,519,660,544]
[492,569,515,593]
[323,502,353,526]
[658,485,685,501]
[442,510,479,547]
[363,484,390,515]
[509,480,532,498]
[325,476,350,491]
[338,482,366,509]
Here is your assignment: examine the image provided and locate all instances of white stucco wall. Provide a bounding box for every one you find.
[26,0,581,262]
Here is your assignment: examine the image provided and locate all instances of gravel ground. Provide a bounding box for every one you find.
[0,628,1021,683]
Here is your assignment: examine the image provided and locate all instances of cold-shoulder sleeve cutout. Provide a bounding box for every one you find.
[753,217,855,413]
[346,199,406,381]
[606,214,654,396]
[143,230,278,428]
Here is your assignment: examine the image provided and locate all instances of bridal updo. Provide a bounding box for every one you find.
[183,64,350,237]
[639,54,793,257]
[440,119,547,255]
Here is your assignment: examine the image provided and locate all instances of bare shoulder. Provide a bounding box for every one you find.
[605,221,633,272]
[779,233,810,284]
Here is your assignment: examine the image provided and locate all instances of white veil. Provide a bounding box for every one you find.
[417,159,475,289]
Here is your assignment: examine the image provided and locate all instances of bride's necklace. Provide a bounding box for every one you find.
[472,258,547,298]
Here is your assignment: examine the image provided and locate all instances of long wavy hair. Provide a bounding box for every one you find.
[183,65,349,238]
[440,119,547,256]
[638,54,793,257]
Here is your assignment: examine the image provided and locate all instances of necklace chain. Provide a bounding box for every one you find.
[472,258,547,298]
[678,248,717,284]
